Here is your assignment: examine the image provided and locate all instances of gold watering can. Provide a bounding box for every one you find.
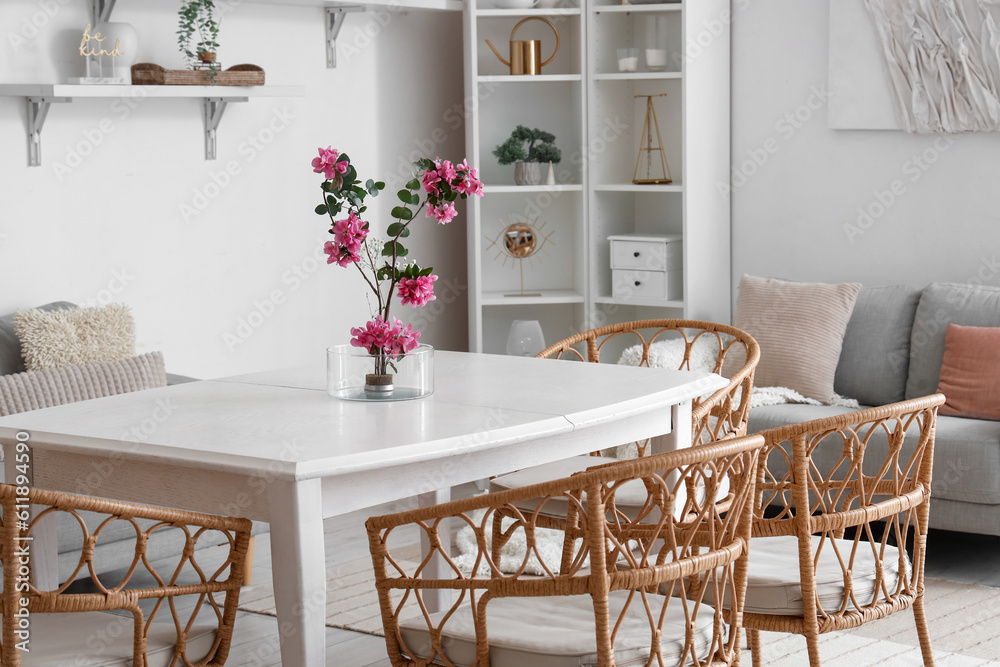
[486,17,560,76]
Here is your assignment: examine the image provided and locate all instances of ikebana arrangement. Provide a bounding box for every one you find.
[312,147,483,395]
[493,125,561,186]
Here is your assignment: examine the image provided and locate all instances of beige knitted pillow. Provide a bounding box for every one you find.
[14,304,135,371]
[731,275,861,404]
[0,352,166,417]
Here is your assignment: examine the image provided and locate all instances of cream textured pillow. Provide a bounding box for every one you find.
[732,275,861,404]
[15,304,135,371]
[0,352,166,417]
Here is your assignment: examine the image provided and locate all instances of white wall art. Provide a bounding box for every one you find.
[829,0,1000,133]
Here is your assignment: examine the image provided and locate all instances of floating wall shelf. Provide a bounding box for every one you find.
[0,84,305,166]
[90,0,460,69]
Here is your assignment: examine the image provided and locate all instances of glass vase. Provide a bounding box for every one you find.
[327,344,434,401]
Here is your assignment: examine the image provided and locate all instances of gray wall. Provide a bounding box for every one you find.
[731,0,1000,307]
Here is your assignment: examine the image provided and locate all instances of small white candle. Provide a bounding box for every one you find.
[618,56,638,72]
[646,49,668,70]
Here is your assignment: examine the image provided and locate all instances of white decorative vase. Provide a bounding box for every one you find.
[514,161,541,186]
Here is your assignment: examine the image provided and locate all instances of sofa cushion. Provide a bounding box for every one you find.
[906,282,1000,400]
[0,352,167,417]
[0,301,76,376]
[749,403,1000,506]
[834,285,920,406]
[15,303,135,370]
[937,324,1000,420]
[732,275,861,404]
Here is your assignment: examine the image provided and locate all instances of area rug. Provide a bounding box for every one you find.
[239,549,1000,665]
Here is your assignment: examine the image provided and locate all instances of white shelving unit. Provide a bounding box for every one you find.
[465,0,731,353]
[465,0,589,354]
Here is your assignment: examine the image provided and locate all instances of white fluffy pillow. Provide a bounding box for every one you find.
[14,304,135,371]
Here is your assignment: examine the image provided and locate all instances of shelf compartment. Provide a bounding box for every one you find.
[477,8,582,17]
[477,74,583,83]
[594,295,684,308]
[593,182,683,193]
[593,72,682,80]
[485,184,584,194]
[592,3,683,14]
[483,290,585,305]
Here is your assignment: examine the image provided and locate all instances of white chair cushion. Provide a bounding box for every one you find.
[21,610,219,666]
[490,455,727,523]
[398,590,716,667]
[737,535,908,615]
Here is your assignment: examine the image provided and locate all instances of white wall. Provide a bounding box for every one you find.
[731,0,1000,304]
[0,0,467,378]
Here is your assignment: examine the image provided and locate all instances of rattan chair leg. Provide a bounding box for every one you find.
[748,629,762,667]
[805,632,823,666]
[913,595,937,667]
[243,535,256,586]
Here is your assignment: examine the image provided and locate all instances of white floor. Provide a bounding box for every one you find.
[63,484,1000,666]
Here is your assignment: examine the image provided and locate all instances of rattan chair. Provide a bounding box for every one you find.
[737,394,945,666]
[367,435,766,667]
[0,485,252,666]
[489,320,760,552]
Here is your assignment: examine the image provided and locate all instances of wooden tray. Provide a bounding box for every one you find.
[131,63,265,86]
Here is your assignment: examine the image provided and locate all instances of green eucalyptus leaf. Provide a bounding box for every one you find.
[382,242,395,257]
[387,222,406,237]
[375,181,386,190]
[315,204,328,215]
[406,178,420,191]
[397,189,412,203]
[390,206,413,220]
[396,245,409,257]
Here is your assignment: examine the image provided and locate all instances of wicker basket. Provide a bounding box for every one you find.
[131,62,265,86]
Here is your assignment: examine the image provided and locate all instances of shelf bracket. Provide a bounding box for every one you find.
[26,97,71,167]
[326,6,364,69]
[204,97,248,161]
[93,0,117,23]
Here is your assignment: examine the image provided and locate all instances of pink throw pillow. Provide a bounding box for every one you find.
[936,324,1000,420]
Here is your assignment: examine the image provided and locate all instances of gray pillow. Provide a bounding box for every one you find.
[834,285,921,406]
[905,282,1000,400]
[0,301,77,376]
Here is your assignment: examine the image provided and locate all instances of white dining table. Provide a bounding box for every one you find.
[0,350,724,666]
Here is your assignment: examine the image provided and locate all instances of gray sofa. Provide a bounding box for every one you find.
[0,301,222,583]
[748,282,1000,537]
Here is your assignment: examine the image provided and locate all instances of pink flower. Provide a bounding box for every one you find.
[312,146,343,180]
[427,202,457,224]
[422,168,441,196]
[455,160,484,197]
[388,318,421,357]
[351,316,393,353]
[397,274,438,307]
[436,159,458,182]
[325,211,368,266]
[350,316,421,359]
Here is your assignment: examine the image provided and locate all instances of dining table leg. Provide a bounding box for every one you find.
[268,478,327,666]
[4,444,58,591]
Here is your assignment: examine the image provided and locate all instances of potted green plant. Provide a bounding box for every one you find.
[493,125,562,186]
[177,0,220,69]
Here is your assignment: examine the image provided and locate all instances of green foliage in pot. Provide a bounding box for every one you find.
[493,126,562,165]
[177,0,220,69]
